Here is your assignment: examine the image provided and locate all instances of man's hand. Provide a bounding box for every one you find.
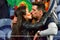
[33,31,40,40]
[33,33,38,40]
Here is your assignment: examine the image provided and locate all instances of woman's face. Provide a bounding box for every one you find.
[23,8,32,20]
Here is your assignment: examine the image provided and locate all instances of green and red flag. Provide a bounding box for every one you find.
[7,0,32,12]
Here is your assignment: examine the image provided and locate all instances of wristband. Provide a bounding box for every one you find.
[37,31,40,36]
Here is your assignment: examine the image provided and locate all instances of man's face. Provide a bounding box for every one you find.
[31,5,38,18]
[31,5,43,20]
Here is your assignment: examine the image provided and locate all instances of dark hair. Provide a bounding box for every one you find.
[15,6,26,17]
[10,6,26,40]
[32,2,45,11]
[10,6,26,20]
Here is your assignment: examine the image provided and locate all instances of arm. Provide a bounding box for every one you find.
[38,22,58,37]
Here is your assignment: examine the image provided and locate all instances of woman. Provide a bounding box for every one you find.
[10,2,46,40]
[10,5,32,40]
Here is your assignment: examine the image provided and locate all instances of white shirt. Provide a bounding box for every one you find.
[39,22,58,37]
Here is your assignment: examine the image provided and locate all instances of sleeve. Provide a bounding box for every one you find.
[39,22,58,37]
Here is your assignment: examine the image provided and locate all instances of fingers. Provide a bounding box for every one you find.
[33,31,40,40]
[33,34,38,40]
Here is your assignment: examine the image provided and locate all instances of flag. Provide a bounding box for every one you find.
[7,0,32,12]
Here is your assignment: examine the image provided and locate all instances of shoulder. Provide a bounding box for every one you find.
[45,17,54,25]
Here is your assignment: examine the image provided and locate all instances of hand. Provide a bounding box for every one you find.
[33,33,38,40]
[33,31,40,40]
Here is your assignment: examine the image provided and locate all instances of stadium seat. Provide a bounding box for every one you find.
[53,31,60,40]
[7,30,12,39]
[0,25,12,39]
[0,30,5,40]
[0,19,12,40]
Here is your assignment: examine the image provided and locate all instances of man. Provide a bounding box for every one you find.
[31,2,58,40]
[11,1,58,40]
